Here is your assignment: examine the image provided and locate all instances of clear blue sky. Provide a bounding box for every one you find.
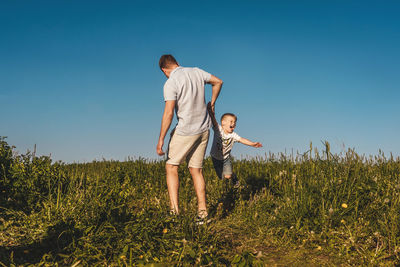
[1,0,399,162]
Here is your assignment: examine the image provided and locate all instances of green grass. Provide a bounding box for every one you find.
[1,137,400,266]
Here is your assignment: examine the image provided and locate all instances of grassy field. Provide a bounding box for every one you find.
[1,137,400,266]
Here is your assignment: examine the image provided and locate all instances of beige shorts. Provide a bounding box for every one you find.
[166,129,209,168]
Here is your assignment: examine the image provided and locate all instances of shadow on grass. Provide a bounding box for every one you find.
[240,175,270,201]
[209,182,239,219]
[0,220,81,265]
[209,175,270,219]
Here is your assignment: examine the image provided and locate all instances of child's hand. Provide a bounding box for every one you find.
[253,142,262,148]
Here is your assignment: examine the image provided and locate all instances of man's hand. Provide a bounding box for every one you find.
[253,142,263,148]
[157,100,175,156]
[156,139,165,156]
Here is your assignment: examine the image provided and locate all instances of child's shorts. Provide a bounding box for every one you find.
[211,156,233,179]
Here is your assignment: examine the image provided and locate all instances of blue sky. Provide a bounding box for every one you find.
[1,0,399,162]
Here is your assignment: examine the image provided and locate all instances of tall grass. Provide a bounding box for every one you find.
[1,137,400,265]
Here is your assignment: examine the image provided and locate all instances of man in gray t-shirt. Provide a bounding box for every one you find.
[163,66,212,135]
[156,54,223,220]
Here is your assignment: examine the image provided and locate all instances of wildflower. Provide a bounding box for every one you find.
[163,228,168,234]
[317,246,322,250]
[384,198,389,203]
[329,208,334,214]
[310,231,315,235]
[341,203,348,209]
[341,219,346,224]
[139,255,143,259]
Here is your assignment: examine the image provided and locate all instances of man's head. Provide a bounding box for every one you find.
[220,113,237,134]
[159,54,179,78]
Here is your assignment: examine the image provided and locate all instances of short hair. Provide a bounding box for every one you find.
[221,113,237,122]
[159,54,178,69]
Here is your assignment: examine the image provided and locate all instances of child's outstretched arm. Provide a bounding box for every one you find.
[207,102,218,127]
[239,137,262,148]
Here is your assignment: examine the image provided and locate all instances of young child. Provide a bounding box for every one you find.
[207,102,262,187]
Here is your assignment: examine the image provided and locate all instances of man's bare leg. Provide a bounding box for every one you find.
[166,164,179,214]
[189,167,207,212]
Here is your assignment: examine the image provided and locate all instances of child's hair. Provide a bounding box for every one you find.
[221,113,237,122]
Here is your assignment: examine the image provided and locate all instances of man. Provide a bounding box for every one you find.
[156,54,223,222]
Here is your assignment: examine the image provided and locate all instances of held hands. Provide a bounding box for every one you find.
[207,102,215,114]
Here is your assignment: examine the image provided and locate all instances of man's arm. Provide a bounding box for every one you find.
[207,75,223,113]
[156,100,175,156]
[239,137,263,148]
[207,102,218,127]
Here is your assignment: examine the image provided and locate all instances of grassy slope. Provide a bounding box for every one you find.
[1,139,400,265]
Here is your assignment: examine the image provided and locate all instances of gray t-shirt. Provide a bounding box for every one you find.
[163,66,212,136]
[210,125,241,160]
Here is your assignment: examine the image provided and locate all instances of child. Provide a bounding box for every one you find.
[207,102,262,188]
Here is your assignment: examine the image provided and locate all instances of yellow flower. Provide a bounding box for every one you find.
[341,203,348,209]
[340,219,346,224]
[317,246,322,250]
[163,228,168,234]
[139,255,144,259]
